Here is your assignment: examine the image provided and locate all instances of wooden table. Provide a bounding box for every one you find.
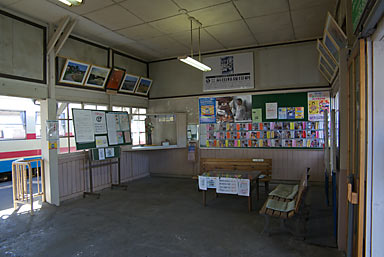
[200,170,261,212]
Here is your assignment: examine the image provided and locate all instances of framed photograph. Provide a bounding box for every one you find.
[324,12,347,51]
[84,65,111,89]
[317,39,338,70]
[318,64,332,83]
[135,77,153,96]
[318,55,335,80]
[119,73,140,93]
[323,33,339,64]
[105,68,125,91]
[59,59,90,85]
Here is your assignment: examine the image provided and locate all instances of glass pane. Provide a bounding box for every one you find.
[139,115,146,121]
[132,108,139,114]
[0,125,26,140]
[139,108,147,114]
[0,111,25,125]
[84,104,96,110]
[35,112,41,125]
[68,103,82,119]
[112,106,122,111]
[97,105,108,110]
[122,107,130,114]
[132,132,139,145]
[139,132,146,145]
[59,120,67,137]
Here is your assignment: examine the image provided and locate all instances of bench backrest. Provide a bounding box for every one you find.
[294,168,310,213]
[200,158,272,175]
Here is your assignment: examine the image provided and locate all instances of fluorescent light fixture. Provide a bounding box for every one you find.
[178,56,211,72]
[58,0,83,6]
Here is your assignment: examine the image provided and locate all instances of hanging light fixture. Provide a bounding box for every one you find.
[58,0,83,7]
[178,16,211,72]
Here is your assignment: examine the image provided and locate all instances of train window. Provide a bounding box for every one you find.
[0,110,26,140]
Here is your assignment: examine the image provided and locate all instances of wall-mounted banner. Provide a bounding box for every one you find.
[308,91,330,121]
[203,52,254,92]
[199,98,216,123]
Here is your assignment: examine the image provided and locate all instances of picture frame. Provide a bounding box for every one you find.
[119,73,140,93]
[318,55,335,80]
[135,77,153,96]
[84,65,111,89]
[324,12,347,51]
[59,59,90,86]
[318,63,332,83]
[323,33,339,64]
[105,68,125,91]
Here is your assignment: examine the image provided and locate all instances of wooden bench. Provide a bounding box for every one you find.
[259,169,309,236]
[199,158,272,212]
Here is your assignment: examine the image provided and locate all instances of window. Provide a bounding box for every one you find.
[112,106,130,113]
[84,104,108,110]
[58,102,81,153]
[131,108,146,145]
[0,110,26,140]
[35,111,41,138]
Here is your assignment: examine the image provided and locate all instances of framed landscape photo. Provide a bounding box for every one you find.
[324,12,347,51]
[119,73,140,93]
[135,77,153,96]
[84,65,111,89]
[59,59,90,86]
[105,68,125,91]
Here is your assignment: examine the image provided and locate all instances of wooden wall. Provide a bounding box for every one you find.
[58,151,149,201]
[148,148,324,182]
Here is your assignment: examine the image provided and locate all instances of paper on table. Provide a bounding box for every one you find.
[73,109,94,143]
[98,148,105,160]
[238,179,250,196]
[105,147,115,158]
[95,135,108,148]
[198,176,207,190]
[119,113,130,131]
[206,177,218,188]
[106,113,118,145]
[217,177,238,194]
[266,103,278,119]
[92,111,107,134]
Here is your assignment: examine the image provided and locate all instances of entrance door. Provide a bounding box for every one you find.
[347,38,366,257]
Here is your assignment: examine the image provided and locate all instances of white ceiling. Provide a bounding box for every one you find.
[0,0,335,61]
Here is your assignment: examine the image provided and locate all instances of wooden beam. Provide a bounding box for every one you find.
[54,19,77,56]
[47,16,70,55]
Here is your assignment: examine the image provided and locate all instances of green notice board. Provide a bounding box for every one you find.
[72,109,132,150]
[252,92,308,122]
[352,0,368,31]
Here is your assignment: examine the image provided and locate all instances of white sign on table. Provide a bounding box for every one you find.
[198,176,207,190]
[216,177,238,194]
[238,179,250,196]
[206,177,219,189]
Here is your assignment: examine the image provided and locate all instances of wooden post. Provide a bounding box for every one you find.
[28,163,33,214]
[12,163,17,209]
[41,159,46,202]
[203,190,206,206]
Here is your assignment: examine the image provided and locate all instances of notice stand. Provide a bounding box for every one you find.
[83,147,127,199]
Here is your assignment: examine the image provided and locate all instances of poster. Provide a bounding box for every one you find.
[295,107,304,119]
[207,177,219,189]
[119,113,130,131]
[106,113,118,145]
[105,147,115,158]
[265,102,278,119]
[238,179,250,196]
[216,97,234,123]
[252,108,262,123]
[95,135,108,148]
[73,109,95,143]
[116,132,124,144]
[278,108,287,119]
[124,132,131,143]
[308,91,330,121]
[46,120,59,140]
[203,52,254,91]
[198,176,207,190]
[199,98,216,123]
[232,95,252,122]
[92,111,107,134]
[98,148,105,160]
[287,107,295,119]
[217,177,238,194]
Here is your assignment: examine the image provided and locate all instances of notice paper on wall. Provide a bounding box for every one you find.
[198,176,207,190]
[73,109,95,143]
[98,148,105,160]
[265,102,278,119]
[105,147,115,158]
[217,177,238,194]
[238,179,250,196]
[106,113,118,145]
[95,135,108,148]
[252,108,262,123]
[92,111,107,134]
[119,113,130,131]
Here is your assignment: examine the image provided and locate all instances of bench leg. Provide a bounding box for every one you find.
[265,181,269,195]
[248,195,252,212]
[203,190,206,207]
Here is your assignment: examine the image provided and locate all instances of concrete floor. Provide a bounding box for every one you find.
[0,177,344,257]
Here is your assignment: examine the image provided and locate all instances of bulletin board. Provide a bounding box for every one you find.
[251,92,308,122]
[72,109,132,150]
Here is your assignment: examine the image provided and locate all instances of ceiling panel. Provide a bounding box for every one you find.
[246,12,292,36]
[117,24,165,41]
[289,0,335,11]
[119,0,180,22]
[139,35,189,55]
[149,14,191,34]
[190,2,242,27]
[256,28,295,45]
[0,0,23,6]
[291,5,328,39]
[205,20,256,48]
[47,0,115,15]
[84,4,143,30]
[234,0,289,19]
[169,28,224,53]
[173,0,229,12]
[117,42,163,60]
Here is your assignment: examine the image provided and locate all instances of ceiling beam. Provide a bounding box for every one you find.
[47,16,70,55]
